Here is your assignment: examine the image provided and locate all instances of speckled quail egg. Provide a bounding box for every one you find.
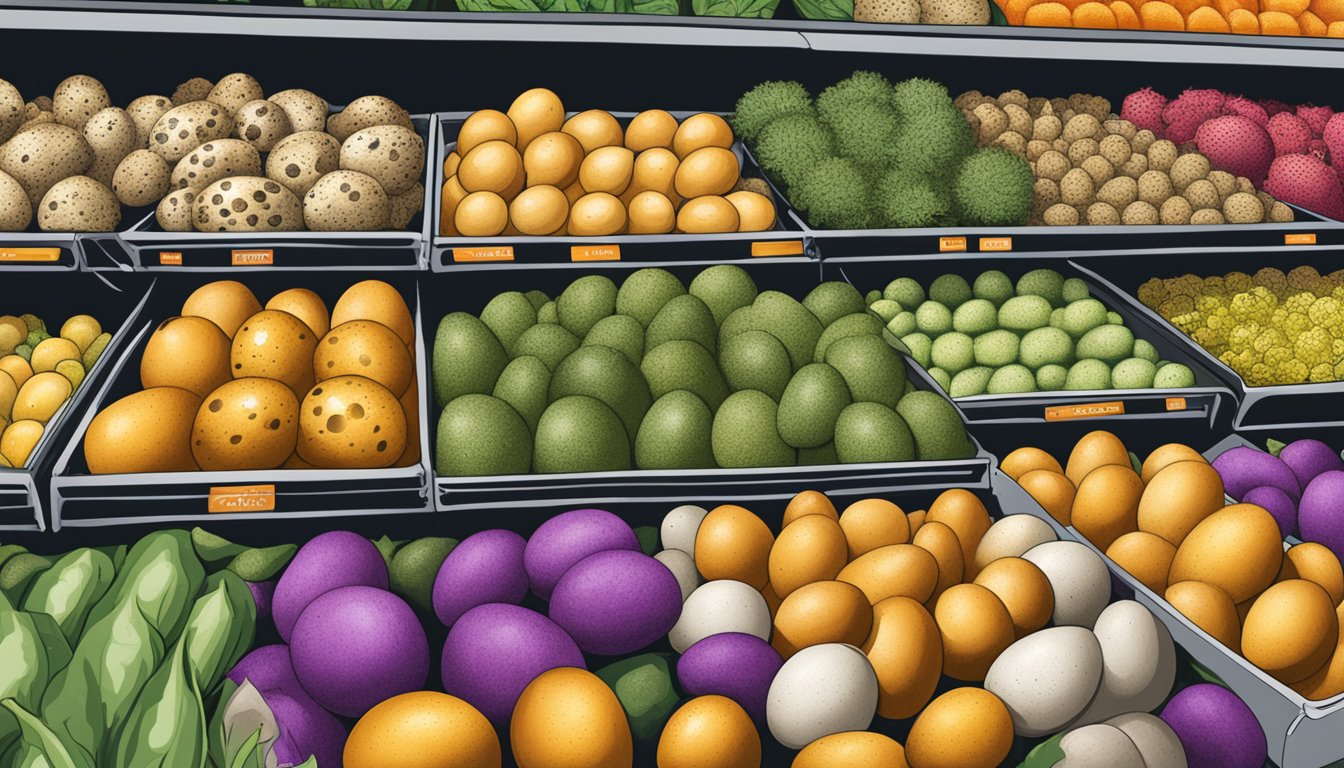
[231,309,319,396]
[206,73,264,116]
[326,95,412,142]
[303,170,390,231]
[0,123,94,205]
[296,375,406,469]
[234,100,292,152]
[51,74,109,130]
[149,101,235,163]
[314,319,413,397]
[194,176,303,233]
[265,131,340,197]
[268,89,328,134]
[192,377,299,471]
[387,182,424,230]
[38,175,120,232]
[339,124,424,196]
[0,170,32,231]
[171,139,262,192]
[0,78,23,143]
[171,77,213,106]
[18,108,52,132]
[125,95,174,148]
[83,107,137,187]
[112,149,171,207]
[156,188,198,231]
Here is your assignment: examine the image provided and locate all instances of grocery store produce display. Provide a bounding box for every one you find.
[0,313,110,468]
[998,0,1344,35]
[0,73,425,234]
[439,89,777,237]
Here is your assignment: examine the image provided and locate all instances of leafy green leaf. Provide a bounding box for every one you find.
[226,546,297,583]
[109,642,208,768]
[691,0,778,16]
[22,549,115,648]
[2,700,81,768]
[191,530,246,568]
[217,681,279,768]
[225,729,261,768]
[83,530,205,645]
[303,0,417,8]
[1018,732,1065,767]
[183,571,257,695]
[791,0,851,18]
[1266,437,1287,457]
[0,596,55,753]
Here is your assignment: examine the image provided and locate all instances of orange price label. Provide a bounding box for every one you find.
[939,236,967,253]
[231,249,273,266]
[208,484,276,513]
[453,246,514,263]
[1165,397,1187,411]
[1284,233,1317,245]
[571,244,621,262]
[159,251,183,265]
[0,247,60,263]
[751,240,805,257]
[1044,401,1125,422]
[979,237,1013,252]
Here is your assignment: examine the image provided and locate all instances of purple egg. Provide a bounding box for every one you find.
[1160,683,1266,768]
[1213,446,1300,502]
[1243,485,1298,539]
[248,581,275,624]
[677,632,783,723]
[290,586,429,718]
[273,531,388,643]
[1280,439,1344,490]
[1300,470,1344,562]
[440,603,585,725]
[549,550,682,656]
[229,644,300,695]
[524,508,639,600]
[266,689,348,768]
[432,529,528,629]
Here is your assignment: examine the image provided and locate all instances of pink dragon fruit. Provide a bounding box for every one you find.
[1267,112,1314,156]
[1297,104,1335,137]
[1195,115,1275,186]
[1324,112,1344,173]
[1121,88,1169,135]
[1224,96,1269,126]
[1264,154,1344,220]
[1310,139,1328,162]
[1260,99,1294,117]
[1163,89,1229,144]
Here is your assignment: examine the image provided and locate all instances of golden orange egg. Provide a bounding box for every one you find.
[443,151,462,178]
[906,688,1013,768]
[672,113,734,159]
[1285,543,1344,606]
[458,141,524,197]
[793,731,909,768]
[1106,531,1177,595]
[972,557,1054,638]
[838,544,940,605]
[510,184,570,236]
[562,110,624,154]
[297,375,405,469]
[192,377,298,471]
[182,279,263,338]
[913,521,964,601]
[523,131,584,189]
[783,489,838,526]
[315,319,413,397]
[1,420,43,468]
[457,109,517,155]
[267,288,330,339]
[140,316,232,398]
[1140,442,1207,484]
[934,584,1015,681]
[84,387,202,474]
[1000,446,1063,481]
[695,504,774,589]
[907,509,926,535]
[1071,464,1142,552]
[656,696,760,768]
[674,147,739,199]
[862,596,942,721]
[455,191,509,237]
[725,191,775,232]
[345,691,501,768]
[625,191,675,235]
[927,489,993,580]
[1165,580,1242,653]
[1064,430,1130,486]
[568,192,626,237]
[507,88,565,150]
[332,280,415,347]
[771,580,872,659]
[769,514,848,597]
[439,175,469,236]
[1244,579,1337,684]
[625,109,679,152]
[1169,503,1283,603]
[579,146,635,196]
[629,148,681,204]
[838,498,909,559]
[510,667,632,768]
[1294,642,1344,702]
[1016,469,1075,526]
[231,310,318,397]
[1137,459,1225,547]
[676,196,739,234]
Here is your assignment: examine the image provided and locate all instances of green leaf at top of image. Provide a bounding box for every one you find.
[183,571,257,696]
[564,0,618,11]
[1266,438,1287,457]
[109,642,208,768]
[192,529,246,567]
[791,0,852,19]
[692,0,779,17]
[226,545,298,583]
[1,554,52,605]
[82,530,205,645]
[2,700,82,768]
[1128,450,1142,475]
[989,0,1009,23]
[454,0,557,10]
[623,0,681,14]
[22,548,116,648]
[303,0,418,9]
[371,535,402,568]
[1188,656,1226,686]
[1018,732,1065,767]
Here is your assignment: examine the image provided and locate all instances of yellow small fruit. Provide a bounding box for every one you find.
[442,150,461,178]
[439,176,469,236]
[454,191,509,237]
[674,147,739,199]
[677,196,739,234]
[562,109,624,154]
[13,371,72,424]
[673,113,734,158]
[458,140,523,196]
[726,190,776,232]
[523,131,584,189]
[0,355,33,388]
[1,420,43,468]
[628,148,681,205]
[457,109,517,155]
[568,192,627,236]
[59,315,101,353]
[626,191,676,235]
[510,185,570,236]
[625,109,679,152]
[55,359,85,391]
[31,338,80,373]
[507,88,565,150]
[579,146,635,196]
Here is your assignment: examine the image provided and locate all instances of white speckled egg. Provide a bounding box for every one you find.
[766,643,878,750]
[206,73,264,116]
[171,138,261,192]
[984,626,1103,737]
[1071,600,1176,726]
[975,514,1058,572]
[1022,540,1111,628]
[661,504,709,557]
[654,548,701,602]
[303,170,389,231]
[112,149,170,208]
[126,95,174,148]
[1057,724,1145,768]
[268,89,329,134]
[149,101,234,163]
[1105,713,1187,768]
[668,579,769,653]
[234,99,292,152]
[38,176,120,232]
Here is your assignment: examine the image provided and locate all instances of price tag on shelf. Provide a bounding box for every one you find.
[159,251,183,266]
[938,236,967,253]
[209,484,276,513]
[1044,401,1125,422]
[571,244,620,262]
[1165,397,1187,411]
[0,247,60,263]
[1284,233,1317,245]
[751,240,804,257]
[979,237,1013,252]
[231,249,273,266]
[453,246,514,263]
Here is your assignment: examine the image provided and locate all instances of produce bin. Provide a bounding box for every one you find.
[428,258,992,512]
[430,111,814,271]
[1070,250,1344,432]
[49,273,433,529]
[106,114,437,272]
[0,271,148,531]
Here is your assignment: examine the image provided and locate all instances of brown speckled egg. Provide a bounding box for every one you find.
[388,182,424,230]
[266,288,330,340]
[182,280,262,338]
[0,78,23,143]
[0,123,94,206]
[266,131,340,197]
[194,176,303,233]
[303,170,389,231]
[314,319,412,397]
[156,188,198,232]
[171,139,261,192]
[171,77,213,107]
[84,387,202,474]
[52,75,110,131]
[326,95,412,142]
[126,95,174,148]
[83,107,137,187]
[234,100,292,152]
[140,315,232,398]
[113,150,171,208]
[331,280,414,346]
[149,101,235,163]
[339,124,425,196]
[206,73,265,117]
[192,377,299,470]
[297,375,405,468]
[0,169,32,231]
[38,176,120,232]
[231,309,318,396]
[268,89,329,134]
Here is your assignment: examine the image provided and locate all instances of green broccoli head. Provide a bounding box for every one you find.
[826,98,902,171]
[817,71,895,122]
[891,78,956,119]
[953,147,1034,227]
[733,81,814,143]
[875,170,954,229]
[793,157,873,231]
[752,113,835,192]
[892,105,974,178]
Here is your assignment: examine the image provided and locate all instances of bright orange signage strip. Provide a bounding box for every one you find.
[751,240,804,257]
[231,249,274,266]
[1045,401,1125,422]
[0,248,60,262]
[571,245,621,262]
[939,236,967,252]
[453,246,515,263]
[209,485,276,513]
[979,237,1013,252]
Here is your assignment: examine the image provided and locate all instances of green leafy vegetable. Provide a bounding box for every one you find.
[0,594,62,753]
[226,546,297,583]
[191,529,246,569]
[183,572,257,695]
[1267,437,1287,457]
[22,549,115,647]
[2,700,81,768]
[82,530,205,643]
[211,680,280,768]
[692,0,778,17]
[1017,732,1064,768]
[303,0,421,9]
[109,643,207,768]
[791,0,852,19]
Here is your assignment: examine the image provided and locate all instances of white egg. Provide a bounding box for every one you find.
[654,548,702,602]
[1071,600,1177,726]
[1022,540,1111,628]
[975,514,1058,572]
[1105,713,1187,768]
[1058,723,1145,768]
[984,626,1103,737]
[766,643,878,750]
[668,579,770,653]
[661,504,709,557]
